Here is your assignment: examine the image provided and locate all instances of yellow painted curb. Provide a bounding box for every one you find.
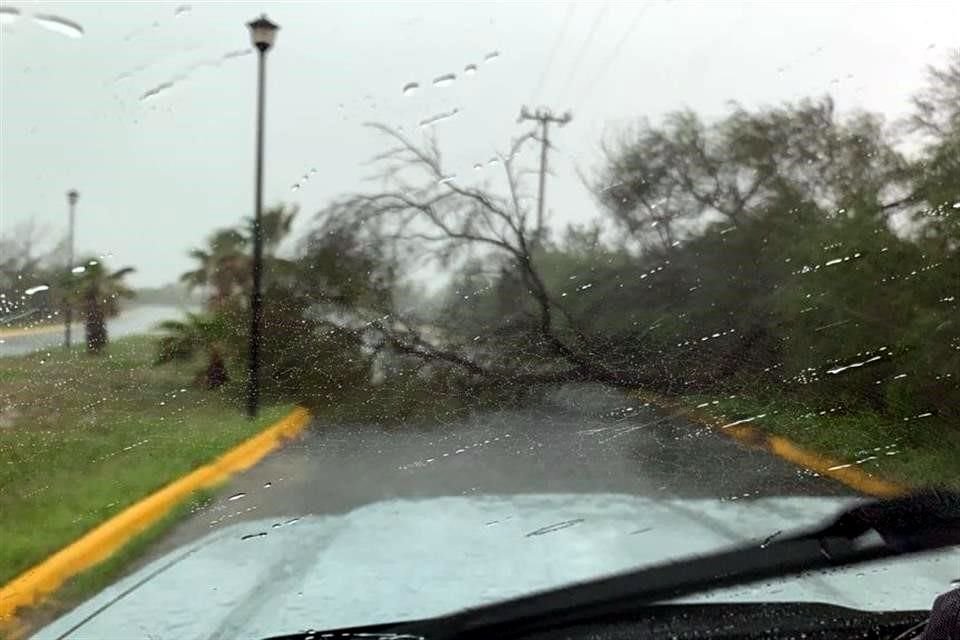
[634,391,907,498]
[765,434,904,497]
[0,406,311,622]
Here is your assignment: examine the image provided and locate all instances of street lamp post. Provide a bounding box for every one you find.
[64,189,79,349]
[245,14,279,419]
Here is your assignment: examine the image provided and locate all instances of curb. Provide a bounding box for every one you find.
[634,391,906,498]
[0,406,311,622]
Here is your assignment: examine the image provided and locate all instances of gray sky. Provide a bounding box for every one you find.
[1,1,957,286]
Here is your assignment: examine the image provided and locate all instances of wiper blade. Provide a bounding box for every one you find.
[445,490,959,638]
[267,490,959,640]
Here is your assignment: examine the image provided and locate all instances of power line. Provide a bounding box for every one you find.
[531,2,577,104]
[557,3,610,102]
[574,1,655,111]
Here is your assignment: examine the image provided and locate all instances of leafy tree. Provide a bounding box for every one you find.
[0,222,59,327]
[319,124,629,386]
[318,53,958,424]
[894,52,960,420]
[907,51,960,252]
[158,54,959,432]
[595,97,907,254]
[295,218,394,312]
[579,54,958,421]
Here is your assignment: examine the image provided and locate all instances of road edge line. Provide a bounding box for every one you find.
[0,406,311,621]
[634,391,906,498]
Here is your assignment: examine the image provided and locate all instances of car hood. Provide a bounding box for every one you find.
[34,493,958,640]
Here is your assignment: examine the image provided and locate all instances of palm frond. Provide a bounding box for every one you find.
[109,267,136,280]
[155,319,189,332]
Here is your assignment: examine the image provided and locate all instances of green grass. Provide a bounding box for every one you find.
[679,392,960,491]
[0,335,292,587]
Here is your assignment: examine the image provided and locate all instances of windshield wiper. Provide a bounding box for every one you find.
[267,490,959,640]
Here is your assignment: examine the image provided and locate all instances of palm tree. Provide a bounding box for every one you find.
[249,204,298,256]
[181,206,299,313]
[155,312,238,389]
[179,229,249,311]
[166,205,299,389]
[64,259,136,354]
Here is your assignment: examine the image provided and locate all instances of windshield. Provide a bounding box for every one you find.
[1,2,958,638]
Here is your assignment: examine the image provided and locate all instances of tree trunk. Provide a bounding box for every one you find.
[85,296,108,354]
[204,349,229,389]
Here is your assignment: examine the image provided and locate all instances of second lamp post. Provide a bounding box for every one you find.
[65,189,78,349]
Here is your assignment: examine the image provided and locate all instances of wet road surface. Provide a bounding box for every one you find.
[0,305,188,357]
[141,384,852,563]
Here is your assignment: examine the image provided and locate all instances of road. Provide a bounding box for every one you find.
[142,384,852,563]
[0,305,187,357]
[40,384,960,640]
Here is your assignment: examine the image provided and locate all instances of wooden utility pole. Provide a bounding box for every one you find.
[518,106,571,244]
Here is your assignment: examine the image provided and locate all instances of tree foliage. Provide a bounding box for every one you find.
[157,202,394,406]
[317,55,959,430]
[153,54,957,432]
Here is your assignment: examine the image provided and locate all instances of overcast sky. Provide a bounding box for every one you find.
[1,1,957,286]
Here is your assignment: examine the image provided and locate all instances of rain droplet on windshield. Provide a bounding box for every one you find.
[464,64,477,75]
[32,13,85,38]
[240,531,267,541]
[432,73,456,87]
[71,266,86,274]
[418,108,460,128]
[221,49,253,60]
[760,530,783,548]
[526,518,584,537]
[0,6,20,25]
[483,50,500,62]
[139,81,174,102]
[402,81,419,96]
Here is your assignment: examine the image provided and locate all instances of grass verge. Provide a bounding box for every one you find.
[677,392,960,491]
[0,335,291,589]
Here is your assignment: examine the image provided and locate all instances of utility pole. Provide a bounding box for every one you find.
[64,189,78,350]
[518,106,572,244]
